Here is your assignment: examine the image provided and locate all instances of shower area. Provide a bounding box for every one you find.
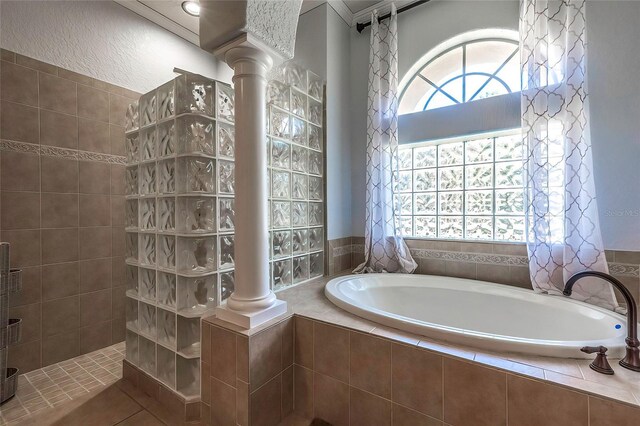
[122,61,326,401]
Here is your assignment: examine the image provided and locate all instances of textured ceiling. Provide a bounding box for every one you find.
[342,0,382,14]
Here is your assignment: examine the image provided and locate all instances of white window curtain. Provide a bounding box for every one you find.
[520,0,619,310]
[355,5,417,274]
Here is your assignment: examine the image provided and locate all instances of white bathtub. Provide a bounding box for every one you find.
[325,274,632,359]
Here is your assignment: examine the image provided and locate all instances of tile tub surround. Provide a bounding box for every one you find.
[121,313,295,426]
[197,275,639,425]
[200,315,295,426]
[329,237,640,307]
[279,275,638,425]
[0,49,140,374]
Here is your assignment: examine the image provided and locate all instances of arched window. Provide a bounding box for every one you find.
[399,32,520,114]
[396,30,525,242]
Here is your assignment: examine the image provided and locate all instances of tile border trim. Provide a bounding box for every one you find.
[1,139,127,165]
[608,263,640,277]
[332,245,352,257]
[411,248,528,266]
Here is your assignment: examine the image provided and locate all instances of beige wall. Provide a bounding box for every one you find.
[0,49,138,373]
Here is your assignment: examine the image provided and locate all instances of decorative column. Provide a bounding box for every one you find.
[199,0,303,328]
[219,42,286,327]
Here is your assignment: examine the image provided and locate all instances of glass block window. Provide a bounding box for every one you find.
[396,132,525,242]
[399,35,519,114]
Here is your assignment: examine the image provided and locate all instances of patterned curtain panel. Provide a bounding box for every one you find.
[354,5,417,274]
[520,0,618,310]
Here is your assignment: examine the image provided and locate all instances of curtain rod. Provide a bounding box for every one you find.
[356,0,431,33]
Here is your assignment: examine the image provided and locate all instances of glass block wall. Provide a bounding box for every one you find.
[123,63,325,400]
[124,73,228,399]
[267,63,325,289]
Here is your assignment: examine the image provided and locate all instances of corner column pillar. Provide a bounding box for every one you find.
[215,42,287,328]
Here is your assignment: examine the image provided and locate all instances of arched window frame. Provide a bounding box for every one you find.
[398,30,520,114]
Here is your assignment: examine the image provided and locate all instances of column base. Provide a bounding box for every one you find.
[215,299,288,329]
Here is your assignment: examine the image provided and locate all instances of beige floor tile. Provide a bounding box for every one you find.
[16,385,141,426]
[115,410,164,426]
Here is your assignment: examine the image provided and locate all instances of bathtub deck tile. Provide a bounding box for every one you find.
[577,359,640,393]
[371,326,421,346]
[506,354,584,379]
[291,299,335,320]
[474,353,545,380]
[319,309,377,333]
[417,339,475,361]
[543,370,638,406]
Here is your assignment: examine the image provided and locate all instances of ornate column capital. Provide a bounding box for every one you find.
[199,0,303,65]
[217,36,275,78]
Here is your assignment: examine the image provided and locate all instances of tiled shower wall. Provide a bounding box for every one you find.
[0,49,139,373]
[329,237,640,304]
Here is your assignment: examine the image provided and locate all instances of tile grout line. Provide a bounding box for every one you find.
[505,373,508,424]
[37,66,45,376]
[2,343,125,423]
[441,356,445,424]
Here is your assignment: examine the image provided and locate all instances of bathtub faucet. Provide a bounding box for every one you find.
[564,271,640,372]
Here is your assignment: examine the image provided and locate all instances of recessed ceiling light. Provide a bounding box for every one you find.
[181,1,200,17]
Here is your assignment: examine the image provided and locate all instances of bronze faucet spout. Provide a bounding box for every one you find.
[564,271,640,372]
